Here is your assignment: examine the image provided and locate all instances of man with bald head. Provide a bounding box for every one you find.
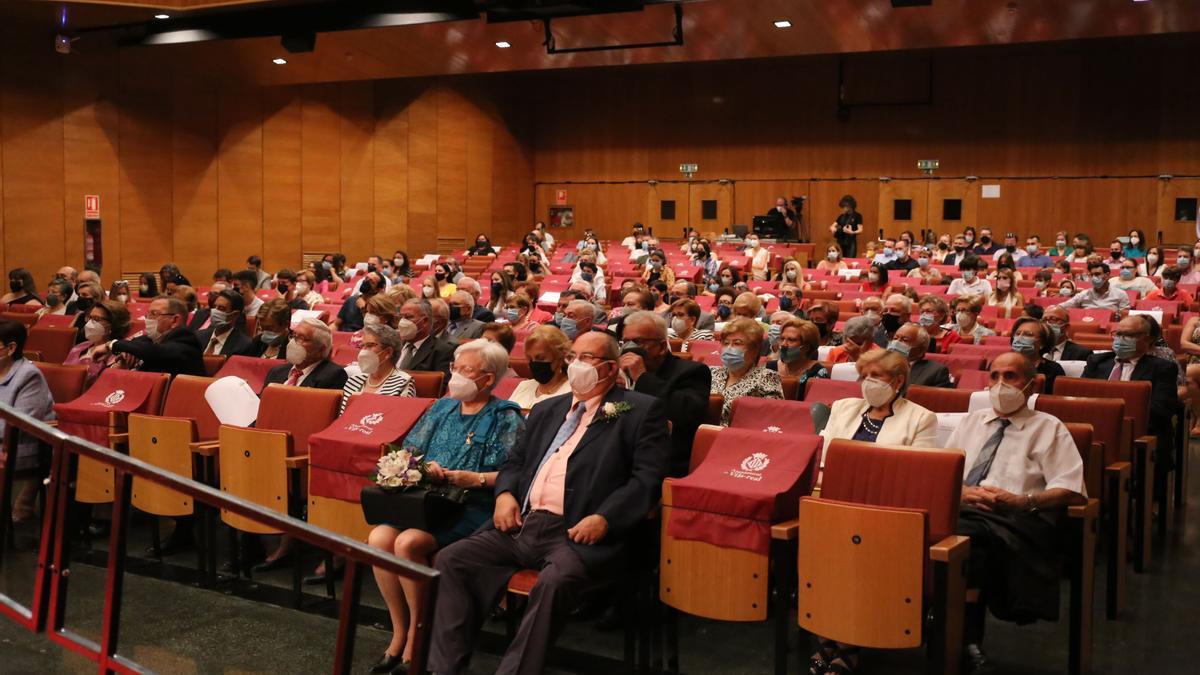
[430,331,669,675]
[946,352,1087,671]
[1040,305,1093,362]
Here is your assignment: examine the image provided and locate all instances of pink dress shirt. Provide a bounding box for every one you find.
[527,393,604,515]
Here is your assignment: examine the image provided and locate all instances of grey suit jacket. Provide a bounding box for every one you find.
[448,319,486,342]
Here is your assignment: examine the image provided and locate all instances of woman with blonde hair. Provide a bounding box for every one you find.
[508,325,572,408]
[986,268,1024,318]
[708,317,783,425]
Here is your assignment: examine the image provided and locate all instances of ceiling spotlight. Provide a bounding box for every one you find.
[495,40,512,48]
[153,13,170,20]
[272,57,287,65]
[773,20,792,28]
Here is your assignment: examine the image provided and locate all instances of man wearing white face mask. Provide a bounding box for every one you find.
[262,317,347,390]
[396,299,454,383]
[819,349,938,465]
[945,353,1086,671]
[429,331,669,675]
[92,297,206,377]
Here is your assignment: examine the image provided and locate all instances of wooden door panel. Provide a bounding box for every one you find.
[689,183,733,238]
[877,180,928,241]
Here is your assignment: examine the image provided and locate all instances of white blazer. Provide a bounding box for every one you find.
[819,396,939,464]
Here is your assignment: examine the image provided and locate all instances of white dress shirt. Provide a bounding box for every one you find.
[947,277,992,297]
[1060,285,1131,312]
[944,406,1086,497]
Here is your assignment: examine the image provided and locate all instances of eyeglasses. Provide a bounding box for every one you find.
[450,364,482,376]
[145,312,178,319]
[1111,330,1147,338]
[564,352,610,364]
[623,337,664,349]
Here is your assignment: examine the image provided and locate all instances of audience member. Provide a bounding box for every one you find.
[827,316,880,364]
[947,353,1086,671]
[1039,305,1092,362]
[986,268,1024,318]
[262,317,348,390]
[233,269,265,319]
[247,255,272,289]
[397,299,454,381]
[1060,260,1132,312]
[91,297,205,377]
[947,257,992,297]
[509,325,572,409]
[1110,258,1157,295]
[916,295,960,354]
[952,295,997,344]
[891,322,951,388]
[1143,266,1192,304]
[709,317,783,425]
[65,300,131,386]
[2,268,42,306]
[196,290,251,357]
[618,311,711,476]
[766,318,829,396]
[1010,317,1065,393]
[447,291,486,342]
[428,331,668,675]
[340,324,416,413]
[240,298,291,359]
[0,319,56,522]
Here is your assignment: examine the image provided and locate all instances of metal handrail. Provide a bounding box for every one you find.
[0,401,439,674]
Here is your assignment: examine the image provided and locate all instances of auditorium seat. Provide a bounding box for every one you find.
[32,362,87,404]
[408,371,445,398]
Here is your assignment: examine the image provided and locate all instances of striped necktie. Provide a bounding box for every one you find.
[965,418,1011,487]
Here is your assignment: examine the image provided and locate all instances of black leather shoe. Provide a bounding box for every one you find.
[368,653,404,674]
[966,643,989,673]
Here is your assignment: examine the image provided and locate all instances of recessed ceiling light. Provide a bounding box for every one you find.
[495,40,512,48]
[154,13,170,20]
[272,57,287,65]
[773,20,792,28]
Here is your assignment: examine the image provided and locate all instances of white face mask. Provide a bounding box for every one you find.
[566,359,603,395]
[84,319,108,344]
[422,286,436,298]
[295,282,310,295]
[861,376,895,408]
[357,348,381,376]
[956,311,973,327]
[671,317,690,335]
[997,279,1011,291]
[989,380,1028,415]
[447,371,481,401]
[143,316,161,340]
[396,317,418,342]
[285,340,309,366]
[363,314,381,329]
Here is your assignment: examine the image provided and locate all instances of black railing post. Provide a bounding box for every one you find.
[99,467,133,671]
[333,561,364,674]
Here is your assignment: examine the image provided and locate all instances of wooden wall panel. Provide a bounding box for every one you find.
[927,180,978,241]
[732,181,809,237]
[877,180,929,241]
[117,56,173,276]
[688,183,732,238]
[374,84,413,258]
[339,81,375,263]
[490,105,533,245]
[647,183,689,238]
[171,80,219,282]
[217,88,263,271]
[807,181,880,252]
[301,85,341,255]
[465,95,494,247]
[1157,178,1200,246]
[1,47,65,285]
[62,48,121,279]
[262,86,303,269]
[406,89,438,256]
[435,88,469,253]
[532,183,649,242]
[976,179,1158,244]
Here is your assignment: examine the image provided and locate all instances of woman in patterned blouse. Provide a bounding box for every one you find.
[709,317,783,425]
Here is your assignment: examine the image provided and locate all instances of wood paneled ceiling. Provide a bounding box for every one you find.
[13,0,1200,85]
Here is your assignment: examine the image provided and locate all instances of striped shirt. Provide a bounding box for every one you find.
[340,367,417,413]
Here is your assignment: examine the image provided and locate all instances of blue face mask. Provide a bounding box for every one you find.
[560,317,579,340]
[505,308,520,323]
[581,273,594,282]
[767,324,782,343]
[1119,269,1134,281]
[886,340,911,358]
[716,304,732,319]
[962,270,976,282]
[708,283,720,292]
[1112,335,1139,360]
[1046,323,1062,342]
[779,296,794,311]
[1011,335,1037,355]
[720,346,746,371]
[1180,257,1192,269]
[641,241,650,251]
[917,257,929,268]
[259,330,280,344]
[1091,274,1106,289]
[918,312,935,327]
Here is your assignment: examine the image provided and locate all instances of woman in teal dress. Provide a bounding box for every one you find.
[366,338,525,673]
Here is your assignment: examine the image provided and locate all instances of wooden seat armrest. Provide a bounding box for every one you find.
[929,535,970,563]
[189,440,221,457]
[1105,461,1132,477]
[771,518,799,541]
[108,432,129,445]
[1067,498,1101,520]
[1133,434,1157,452]
[285,454,309,470]
[44,420,59,428]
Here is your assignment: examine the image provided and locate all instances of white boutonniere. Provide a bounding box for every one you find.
[598,401,633,423]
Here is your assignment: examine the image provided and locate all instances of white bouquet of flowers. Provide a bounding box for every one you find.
[373,446,425,491]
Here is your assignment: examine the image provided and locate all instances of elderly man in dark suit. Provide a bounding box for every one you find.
[92,296,205,377]
[428,331,670,675]
[195,289,253,357]
[618,310,712,477]
[1082,314,1178,499]
[262,317,347,390]
[397,298,455,381]
[1041,305,1094,362]
[892,322,952,388]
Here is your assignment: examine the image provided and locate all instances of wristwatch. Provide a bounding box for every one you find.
[478,472,487,487]
[1024,492,1039,513]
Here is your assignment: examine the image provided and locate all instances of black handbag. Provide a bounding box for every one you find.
[360,484,469,532]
